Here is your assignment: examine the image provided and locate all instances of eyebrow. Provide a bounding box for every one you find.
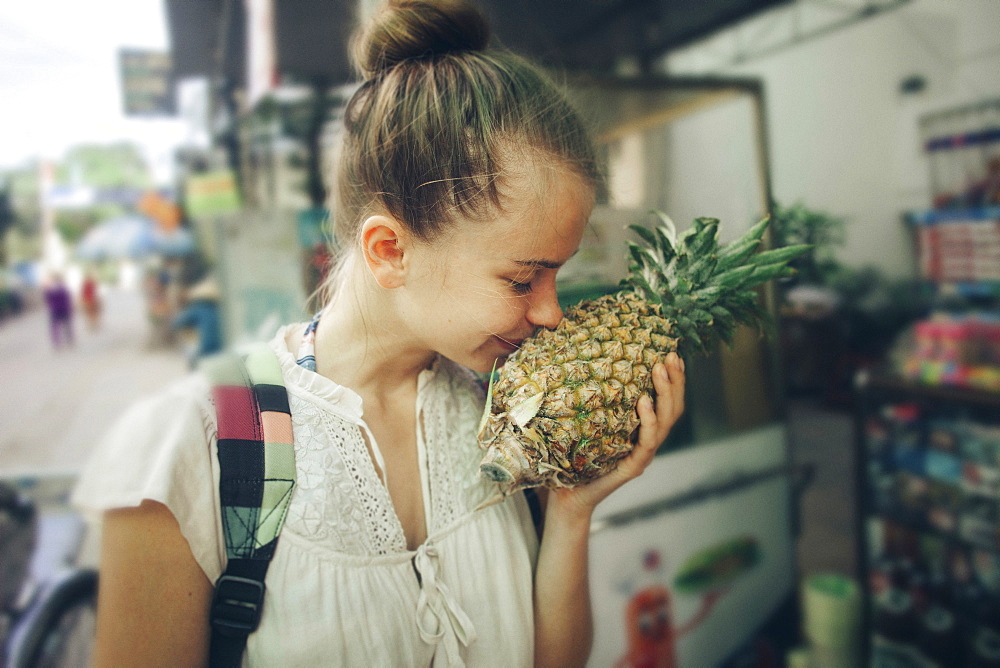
[512,250,579,270]
[513,259,563,270]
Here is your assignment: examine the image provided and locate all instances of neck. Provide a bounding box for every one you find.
[311,268,435,396]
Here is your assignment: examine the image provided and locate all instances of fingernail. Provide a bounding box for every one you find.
[679,357,685,372]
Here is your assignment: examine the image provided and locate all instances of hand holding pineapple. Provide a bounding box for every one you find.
[546,353,686,518]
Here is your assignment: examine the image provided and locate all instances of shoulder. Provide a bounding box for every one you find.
[82,371,217,480]
[73,370,225,580]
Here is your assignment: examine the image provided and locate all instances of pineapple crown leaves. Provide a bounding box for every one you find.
[620,212,811,358]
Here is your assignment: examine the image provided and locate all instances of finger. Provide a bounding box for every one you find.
[655,354,684,418]
[663,353,685,419]
[630,395,660,466]
[651,359,672,410]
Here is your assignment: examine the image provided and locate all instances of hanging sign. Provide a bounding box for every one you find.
[119,49,176,117]
[185,170,242,218]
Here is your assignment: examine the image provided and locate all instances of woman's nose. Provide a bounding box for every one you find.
[526,283,563,330]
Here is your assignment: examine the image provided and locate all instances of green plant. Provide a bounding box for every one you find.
[770,201,845,286]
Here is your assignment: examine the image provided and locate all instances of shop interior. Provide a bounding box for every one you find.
[1,0,999,666]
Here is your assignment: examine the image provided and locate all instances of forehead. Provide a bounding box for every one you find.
[477,162,594,261]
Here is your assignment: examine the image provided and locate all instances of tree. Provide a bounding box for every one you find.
[59,142,153,189]
[1,143,157,264]
[0,166,42,265]
[0,184,14,267]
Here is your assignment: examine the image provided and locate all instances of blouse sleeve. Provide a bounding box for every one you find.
[71,373,225,582]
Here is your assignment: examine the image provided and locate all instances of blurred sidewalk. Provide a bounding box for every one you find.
[0,287,189,476]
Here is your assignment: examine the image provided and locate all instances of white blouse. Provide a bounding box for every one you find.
[73,325,539,667]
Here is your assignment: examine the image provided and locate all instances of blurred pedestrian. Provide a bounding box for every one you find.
[171,276,222,368]
[80,270,102,331]
[42,273,74,349]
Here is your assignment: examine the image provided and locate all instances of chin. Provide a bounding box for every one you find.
[463,351,511,375]
[469,358,504,374]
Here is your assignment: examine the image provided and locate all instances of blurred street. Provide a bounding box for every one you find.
[0,287,188,476]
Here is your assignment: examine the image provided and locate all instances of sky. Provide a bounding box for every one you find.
[0,0,186,180]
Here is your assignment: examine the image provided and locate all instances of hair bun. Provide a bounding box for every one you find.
[352,0,491,79]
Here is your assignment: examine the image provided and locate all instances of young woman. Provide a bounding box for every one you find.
[73,1,686,665]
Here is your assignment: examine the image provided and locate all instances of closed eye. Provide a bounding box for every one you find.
[509,279,533,295]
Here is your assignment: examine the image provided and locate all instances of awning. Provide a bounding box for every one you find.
[164,0,791,85]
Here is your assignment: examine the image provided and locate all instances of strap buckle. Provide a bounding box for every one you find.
[211,574,266,637]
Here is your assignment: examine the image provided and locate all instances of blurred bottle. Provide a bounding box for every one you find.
[969,596,1000,668]
[918,570,962,667]
[872,559,922,666]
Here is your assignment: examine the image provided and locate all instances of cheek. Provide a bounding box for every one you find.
[489,296,529,330]
[459,298,526,340]
[440,271,527,335]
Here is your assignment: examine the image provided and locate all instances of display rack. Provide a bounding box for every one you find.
[900,99,1000,395]
[909,98,1000,301]
[906,209,1000,297]
[854,371,1000,666]
[858,96,1000,666]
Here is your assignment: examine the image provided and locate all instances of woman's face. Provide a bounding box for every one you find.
[398,162,594,373]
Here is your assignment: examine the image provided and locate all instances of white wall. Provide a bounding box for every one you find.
[664,0,1000,278]
[600,91,770,244]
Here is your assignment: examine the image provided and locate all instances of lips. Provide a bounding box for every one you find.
[494,336,524,354]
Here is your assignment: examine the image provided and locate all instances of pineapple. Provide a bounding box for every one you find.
[477,213,808,495]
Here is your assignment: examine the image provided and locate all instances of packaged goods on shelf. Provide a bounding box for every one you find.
[922,99,1000,210]
[902,313,1000,391]
[913,217,1000,284]
[858,387,1000,666]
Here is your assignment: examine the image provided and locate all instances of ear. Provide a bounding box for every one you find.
[360,215,408,289]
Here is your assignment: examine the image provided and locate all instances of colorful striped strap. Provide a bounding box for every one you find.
[205,342,296,561]
[202,342,295,666]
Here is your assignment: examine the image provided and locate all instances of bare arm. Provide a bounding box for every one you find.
[533,354,686,667]
[92,499,213,667]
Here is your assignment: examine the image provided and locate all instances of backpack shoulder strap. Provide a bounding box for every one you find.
[201,343,295,667]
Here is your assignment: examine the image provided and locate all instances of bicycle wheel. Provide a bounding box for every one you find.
[6,568,98,668]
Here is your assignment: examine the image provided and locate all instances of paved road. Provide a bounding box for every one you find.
[0,287,189,477]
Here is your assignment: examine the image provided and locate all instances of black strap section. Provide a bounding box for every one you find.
[524,487,544,539]
[254,383,290,414]
[209,559,269,667]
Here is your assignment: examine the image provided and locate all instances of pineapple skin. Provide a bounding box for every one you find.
[478,290,677,493]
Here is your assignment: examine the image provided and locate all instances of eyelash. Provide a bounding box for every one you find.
[509,279,533,295]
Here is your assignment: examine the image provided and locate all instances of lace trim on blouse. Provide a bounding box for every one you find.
[270,324,490,557]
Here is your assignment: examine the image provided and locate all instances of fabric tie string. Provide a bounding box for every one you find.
[295,312,321,372]
[413,542,477,667]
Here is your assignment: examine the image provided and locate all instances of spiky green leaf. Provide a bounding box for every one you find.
[693,285,723,301]
[627,242,647,269]
[747,262,797,284]
[654,227,677,262]
[752,244,812,267]
[650,211,678,247]
[628,273,662,304]
[628,224,659,250]
[687,219,720,257]
[690,308,715,325]
[713,264,757,290]
[716,217,769,266]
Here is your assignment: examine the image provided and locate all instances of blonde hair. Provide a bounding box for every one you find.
[324,0,601,298]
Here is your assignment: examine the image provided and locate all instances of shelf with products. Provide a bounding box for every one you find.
[854,371,1000,666]
[908,207,1000,224]
[911,98,1000,311]
[919,97,1000,211]
[904,209,1000,289]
